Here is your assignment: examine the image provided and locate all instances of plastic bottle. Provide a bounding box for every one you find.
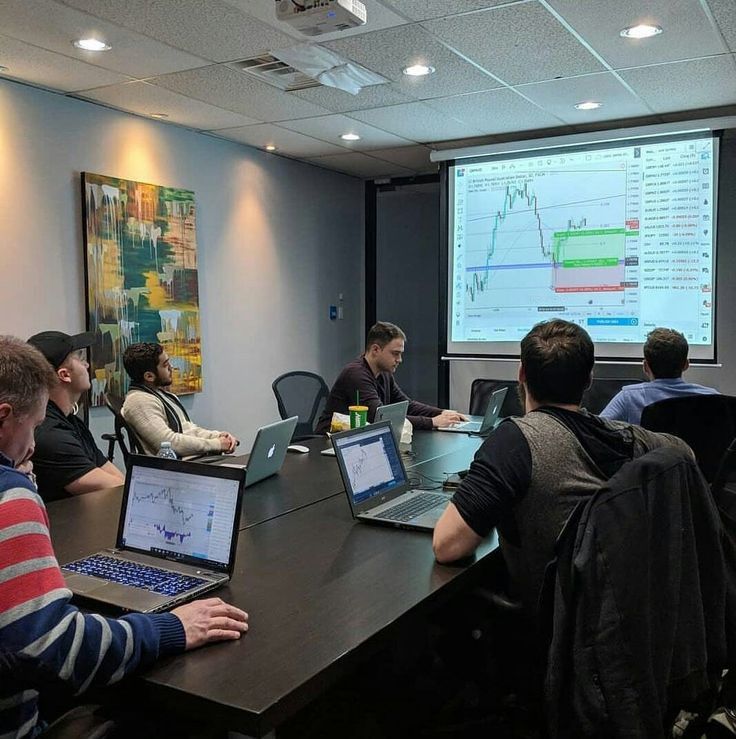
[157,441,177,460]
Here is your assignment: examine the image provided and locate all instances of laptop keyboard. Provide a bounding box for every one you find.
[379,492,447,522]
[64,554,207,596]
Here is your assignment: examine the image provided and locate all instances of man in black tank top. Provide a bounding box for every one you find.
[433,320,689,616]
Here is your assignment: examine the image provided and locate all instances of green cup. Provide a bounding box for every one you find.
[349,405,368,429]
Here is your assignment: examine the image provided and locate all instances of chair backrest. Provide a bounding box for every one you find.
[581,377,642,414]
[640,394,736,483]
[104,394,145,465]
[469,379,523,418]
[271,371,329,441]
[712,437,736,498]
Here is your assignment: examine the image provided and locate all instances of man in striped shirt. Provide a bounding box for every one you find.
[0,336,248,738]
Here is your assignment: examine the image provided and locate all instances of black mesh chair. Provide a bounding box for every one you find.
[582,377,642,414]
[640,394,736,483]
[469,379,523,418]
[272,371,329,441]
[104,394,145,466]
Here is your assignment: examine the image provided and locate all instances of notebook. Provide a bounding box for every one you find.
[61,455,245,613]
[332,421,452,532]
[191,416,298,487]
[439,387,508,435]
[374,400,409,443]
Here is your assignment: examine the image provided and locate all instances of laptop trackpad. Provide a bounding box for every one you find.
[64,573,109,594]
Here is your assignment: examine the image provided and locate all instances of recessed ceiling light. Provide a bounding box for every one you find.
[340,133,361,141]
[574,101,603,111]
[150,113,169,119]
[403,64,435,77]
[265,144,277,151]
[73,38,111,51]
[620,24,663,39]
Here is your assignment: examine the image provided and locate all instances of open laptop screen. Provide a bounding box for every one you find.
[333,424,406,505]
[120,462,241,571]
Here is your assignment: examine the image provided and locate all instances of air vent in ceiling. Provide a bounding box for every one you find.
[234,54,321,91]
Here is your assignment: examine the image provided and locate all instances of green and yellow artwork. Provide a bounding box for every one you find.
[82,172,203,406]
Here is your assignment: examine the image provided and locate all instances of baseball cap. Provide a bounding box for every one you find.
[27,330,94,369]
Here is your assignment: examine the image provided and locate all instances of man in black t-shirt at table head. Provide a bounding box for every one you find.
[28,330,124,502]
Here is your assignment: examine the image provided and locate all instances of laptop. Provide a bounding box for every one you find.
[374,400,409,443]
[241,416,298,486]
[62,455,245,613]
[196,416,299,487]
[439,387,508,435]
[332,421,452,531]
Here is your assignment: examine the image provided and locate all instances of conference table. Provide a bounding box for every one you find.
[48,429,494,737]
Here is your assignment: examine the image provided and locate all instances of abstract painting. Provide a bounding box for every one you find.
[82,172,203,406]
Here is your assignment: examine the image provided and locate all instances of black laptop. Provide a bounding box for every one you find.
[332,421,452,531]
[62,455,245,613]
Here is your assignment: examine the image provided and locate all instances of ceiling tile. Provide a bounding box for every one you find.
[427,87,564,135]
[0,0,209,78]
[547,0,729,69]
[0,33,130,91]
[291,82,412,113]
[307,151,414,178]
[150,65,331,121]
[422,2,605,84]
[379,0,517,22]
[619,55,736,113]
[349,100,484,141]
[75,80,259,129]
[516,71,653,124]
[58,0,295,62]
[324,23,501,99]
[211,123,348,156]
[277,113,414,149]
[707,0,736,52]
[365,144,437,171]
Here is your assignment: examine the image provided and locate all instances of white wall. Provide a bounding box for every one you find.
[0,79,364,452]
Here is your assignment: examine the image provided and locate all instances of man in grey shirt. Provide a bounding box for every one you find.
[433,320,690,618]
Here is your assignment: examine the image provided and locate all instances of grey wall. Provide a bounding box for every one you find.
[449,129,736,411]
[376,182,440,405]
[0,78,364,456]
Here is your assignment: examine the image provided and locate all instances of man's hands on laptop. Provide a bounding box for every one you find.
[432,410,468,428]
[219,432,239,454]
[173,597,249,649]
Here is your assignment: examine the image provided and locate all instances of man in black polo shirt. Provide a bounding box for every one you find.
[28,331,124,502]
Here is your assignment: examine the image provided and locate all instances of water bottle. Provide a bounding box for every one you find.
[157,441,177,460]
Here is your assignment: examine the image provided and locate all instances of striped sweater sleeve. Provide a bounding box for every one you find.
[0,476,185,738]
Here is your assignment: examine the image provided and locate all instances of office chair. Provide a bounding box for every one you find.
[103,394,145,466]
[272,371,329,441]
[581,377,642,414]
[468,379,523,418]
[640,394,736,483]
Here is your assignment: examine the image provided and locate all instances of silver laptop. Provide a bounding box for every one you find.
[332,421,452,532]
[62,455,245,613]
[439,387,508,435]
[240,416,298,487]
[374,400,409,443]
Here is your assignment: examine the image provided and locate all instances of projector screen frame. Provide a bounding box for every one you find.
[440,125,722,364]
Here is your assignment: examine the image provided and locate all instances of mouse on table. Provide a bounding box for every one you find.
[287,444,310,453]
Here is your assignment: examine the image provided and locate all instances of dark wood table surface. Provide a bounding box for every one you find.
[48,429,487,736]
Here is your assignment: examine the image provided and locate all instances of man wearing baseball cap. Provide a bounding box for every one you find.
[27,330,124,501]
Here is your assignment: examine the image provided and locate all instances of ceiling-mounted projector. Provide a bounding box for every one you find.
[275,0,367,37]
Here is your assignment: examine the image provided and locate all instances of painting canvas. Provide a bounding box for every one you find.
[82,172,202,406]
